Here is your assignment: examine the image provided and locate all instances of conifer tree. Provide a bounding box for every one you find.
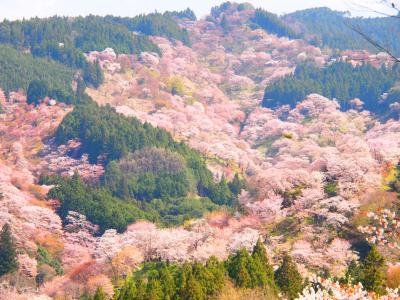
[184,273,205,300]
[116,277,136,300]
[159,264,175,300]
[360,246,385,295]
[27,79,48,106]
[252,239,276,289]
[252,239,274,280]
[227,248,252,288]
[146,278,164,300]
[93,288,107,300]
[0,223,18,276]
[275,253,303,300]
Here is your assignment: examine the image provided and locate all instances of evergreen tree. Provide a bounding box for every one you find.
[221,15,229,32]
[183,273,205,300]
[0,223,18,276]
[27,79,49,106]
[226,248,252,288]
[275,254,303,300]
[252,239,275,287]
[146,278,164,300]
[159,264,175,300]
[228,173,245,195]
[93,288,107,300]
[115,277,136,300]
[205,256,225,295]
[360,246,385,295]
[94,60,104,88]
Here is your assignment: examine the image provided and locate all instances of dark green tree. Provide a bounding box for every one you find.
[183,273,205,300]
[146,278,164,300]
[252,239,275,287]
[360,246,385,295]
[93,288,107,300]
[221,15,229,32]
[275,254,303,300]
[27,80,48,106]
[228,173,246,195]
[226,248,252,288]
[115,277,136,300]
[0,223,18,276]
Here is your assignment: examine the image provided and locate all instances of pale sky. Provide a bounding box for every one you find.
[0,0,396,20]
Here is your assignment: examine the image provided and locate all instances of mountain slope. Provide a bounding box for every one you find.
[283,7,400,56]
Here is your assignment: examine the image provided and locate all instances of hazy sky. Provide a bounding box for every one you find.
[0,0,395,20]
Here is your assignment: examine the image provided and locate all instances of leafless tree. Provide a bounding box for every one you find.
[344,0,400,62]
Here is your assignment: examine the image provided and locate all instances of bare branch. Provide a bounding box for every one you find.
[344,0,400,18]
[344,21,400,62]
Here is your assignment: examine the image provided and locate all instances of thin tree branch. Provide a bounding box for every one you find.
[344,0,400,18]
[345,21,400,62]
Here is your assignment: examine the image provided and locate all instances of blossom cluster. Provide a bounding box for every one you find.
[358,209,400,248]
[298,276,400,300]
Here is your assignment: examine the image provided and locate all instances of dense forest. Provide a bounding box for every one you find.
[77,240,387,300]
[44,100,245,232]
[283,7,400,56]
[0,45,75,97]
[263,61,399,111]
[251,8,298,39]
[103,13,191,46]
[166,8,197,21]
[0,12,193,102]
[85,240,298,300]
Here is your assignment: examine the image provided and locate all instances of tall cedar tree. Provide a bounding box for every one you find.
[252,239,276,288]
[275,253,303,300]
[27,80,48,106]
[93,288,107,300]
[360,246,385,295]
[0,223,18,276]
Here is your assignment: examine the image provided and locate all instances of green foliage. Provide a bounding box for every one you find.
[115,258,225,300]
[324,181,338,197]
[211,2,234,18]
[252,239,275,287]
[47,173,146,233]
[55,101,242,207]
[83,60,104,88]
[284,7,400,56]
[47,170,220,232]
[228,173,246,195]
[221,15,230,32]
[263,62,398,112]
[32,41,87,69]
[0,45,75,99]
[104,13,191,46]
[0,223,18,276]
[103,148,195,201]
[275,254,303,300]
[251,8,298,39]
[166,8,197,21]
[27,80,48,106]
[226,241,277,292]
[36,245,64,276]
[0,16,160,55]
[93,288,107,300]
[346,246,386,295]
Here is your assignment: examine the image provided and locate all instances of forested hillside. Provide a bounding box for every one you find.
[263,61,399,111]
[1,2,400,300]
[46,100,243,232]
[283,7,400,56]
[251,8,298,39]
[0,45,75,96]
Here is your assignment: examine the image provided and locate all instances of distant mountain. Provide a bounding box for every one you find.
[283,7,400,56]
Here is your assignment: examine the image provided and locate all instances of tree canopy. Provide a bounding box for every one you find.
[263,61,399,112]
